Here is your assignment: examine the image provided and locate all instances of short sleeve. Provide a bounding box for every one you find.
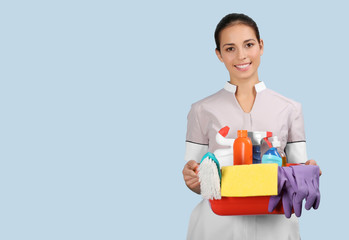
[184,103,208,163]
[186,103,208,145]
[285,103,308,163]
[287,103,305,142]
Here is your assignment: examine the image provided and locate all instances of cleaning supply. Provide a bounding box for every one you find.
[268,166,297,218]
[220,163,278,197]
[281,152,287,167]
[198,152,221,200]
[269,136,287,166]
[214,126,235,167]
[233,130,252,165]
[210,195,285,216]
[210,163,287,216]
[269,165,321,218]
[261,135,282,166]
[248,131,272,164]
[291,165,321,217]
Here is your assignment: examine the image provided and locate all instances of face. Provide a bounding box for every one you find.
[215,24,264,82]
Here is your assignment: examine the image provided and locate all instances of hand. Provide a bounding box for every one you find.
[305,159,322,176]
[182,160,201,194]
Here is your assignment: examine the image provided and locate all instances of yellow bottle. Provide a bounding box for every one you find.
[280,151,287,167]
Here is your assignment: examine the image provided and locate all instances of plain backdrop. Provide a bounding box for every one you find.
[0,0,347,239]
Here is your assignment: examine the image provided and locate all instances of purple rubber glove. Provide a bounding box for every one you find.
[268,167,297,218]
[291,165,320,217]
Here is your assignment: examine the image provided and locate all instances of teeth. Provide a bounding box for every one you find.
[235,63,250,69]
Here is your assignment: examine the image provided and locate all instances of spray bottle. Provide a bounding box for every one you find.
[261,135,282,166]
[248,131,272,164]
[269,136,287,166]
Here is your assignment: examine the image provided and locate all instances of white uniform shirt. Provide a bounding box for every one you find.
[185,81,307,240]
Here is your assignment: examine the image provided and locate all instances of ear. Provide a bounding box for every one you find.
[259,39,264,56]
[215,48,224,62]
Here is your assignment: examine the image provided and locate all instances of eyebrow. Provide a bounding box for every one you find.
[222,39,256,48]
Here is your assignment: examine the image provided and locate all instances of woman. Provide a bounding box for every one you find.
[182,13,321,240]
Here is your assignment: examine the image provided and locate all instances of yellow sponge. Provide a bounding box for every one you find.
[221,164,278,197]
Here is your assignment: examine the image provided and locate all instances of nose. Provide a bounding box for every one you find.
[237,48,247,60]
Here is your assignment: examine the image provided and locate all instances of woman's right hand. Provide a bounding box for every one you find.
[182,160,201,194]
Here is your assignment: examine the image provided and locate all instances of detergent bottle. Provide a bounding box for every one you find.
[233,130,252,165]
[248,131,272,164]
[269,136,287,166]
[261,135,282,166]
[214,126,235,167]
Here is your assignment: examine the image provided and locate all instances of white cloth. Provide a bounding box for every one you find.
[185,81,307,240]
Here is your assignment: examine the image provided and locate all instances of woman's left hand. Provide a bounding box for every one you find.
[305,159,322,176]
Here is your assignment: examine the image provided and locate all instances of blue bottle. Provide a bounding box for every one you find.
[261,136,282,166]
[253,145,261,164]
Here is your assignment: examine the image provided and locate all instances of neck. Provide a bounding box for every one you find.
[229,77,260,97]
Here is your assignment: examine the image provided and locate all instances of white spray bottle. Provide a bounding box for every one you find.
[248,131,272,164]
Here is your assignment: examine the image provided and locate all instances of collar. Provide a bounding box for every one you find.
[224,81,266,93]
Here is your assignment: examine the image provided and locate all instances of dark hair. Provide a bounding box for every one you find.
[214,13,260,52]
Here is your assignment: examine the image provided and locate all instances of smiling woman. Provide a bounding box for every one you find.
[216,24,263,86]
[182,13,321,240]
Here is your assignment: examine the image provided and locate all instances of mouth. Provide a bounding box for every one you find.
[234,62,251,71]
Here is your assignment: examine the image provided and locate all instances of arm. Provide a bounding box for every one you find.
[183,103,209,194]
[285,103,322,175]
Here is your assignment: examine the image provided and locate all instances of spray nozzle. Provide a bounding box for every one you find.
[263,131,273,148]
[269,136,281,148]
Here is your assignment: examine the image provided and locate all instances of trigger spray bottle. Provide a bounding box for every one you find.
[261,135,282,166]
[269,136,287,166]
[248,131,272,164]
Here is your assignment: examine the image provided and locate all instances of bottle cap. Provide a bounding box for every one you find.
[219,126,230,137]
[237,130,248,137]
[270,136,281,148]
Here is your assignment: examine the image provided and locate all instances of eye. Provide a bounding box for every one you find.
[226,47,235,52]
[246,42,254,48]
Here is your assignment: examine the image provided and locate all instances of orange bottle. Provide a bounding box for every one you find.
[233,130,253,165]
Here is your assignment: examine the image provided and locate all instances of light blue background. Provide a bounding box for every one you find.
[0,0,347,239]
